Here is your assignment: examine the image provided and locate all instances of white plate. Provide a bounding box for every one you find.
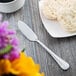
[39,1,76,38]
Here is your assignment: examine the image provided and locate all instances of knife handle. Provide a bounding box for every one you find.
[36,40,70,70]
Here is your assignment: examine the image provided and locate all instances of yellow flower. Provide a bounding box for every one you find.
[0,59,19,75]
[0,52,44,76]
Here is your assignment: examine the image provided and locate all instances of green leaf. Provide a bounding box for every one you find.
[0,44,12,55]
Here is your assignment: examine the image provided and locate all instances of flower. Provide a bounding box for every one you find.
[0,16,20,60]
[0,52,44,76]
[0,15,44,76]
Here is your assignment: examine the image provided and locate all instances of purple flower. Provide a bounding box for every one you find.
[10,37,19,46]
[3,51,20,61]
[0,16,20,61]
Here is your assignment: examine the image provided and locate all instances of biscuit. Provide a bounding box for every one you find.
[49,0,71,14]
[40,0,68,20]
[58,8,76,32]
[40,0,57,20]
